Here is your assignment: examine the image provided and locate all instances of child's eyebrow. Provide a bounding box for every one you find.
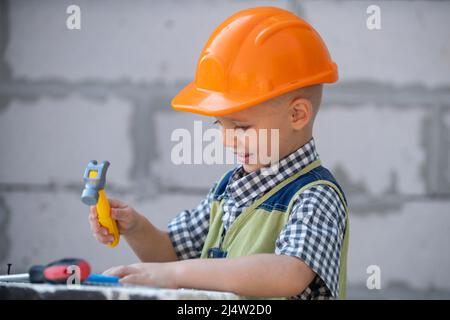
[219,116,249,123]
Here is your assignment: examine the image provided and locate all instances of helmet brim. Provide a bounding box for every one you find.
[171,64,338,116]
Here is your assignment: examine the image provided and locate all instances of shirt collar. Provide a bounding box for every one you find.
[222,137,319,207]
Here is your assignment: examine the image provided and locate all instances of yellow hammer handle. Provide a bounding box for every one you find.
[97,189,120,248]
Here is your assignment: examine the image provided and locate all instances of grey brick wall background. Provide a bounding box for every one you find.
[0,0,449,299]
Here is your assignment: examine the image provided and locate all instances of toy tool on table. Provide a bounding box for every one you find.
[0,258,120,285]
[0,258,90,284]
[81,160,120,248]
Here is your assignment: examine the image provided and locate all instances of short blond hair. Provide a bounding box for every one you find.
[264,84,323,120]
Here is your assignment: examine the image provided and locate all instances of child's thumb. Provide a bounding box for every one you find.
[111,207,130,221]
[108,198,128,209]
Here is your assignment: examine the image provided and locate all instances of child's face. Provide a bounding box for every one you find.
[214,97,312,173]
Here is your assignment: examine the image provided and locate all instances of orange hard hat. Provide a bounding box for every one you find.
[171,6,338,116]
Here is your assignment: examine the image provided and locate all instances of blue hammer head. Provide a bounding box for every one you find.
[81,160,110,206]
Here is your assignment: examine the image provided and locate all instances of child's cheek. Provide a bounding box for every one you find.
[247,134,259,155]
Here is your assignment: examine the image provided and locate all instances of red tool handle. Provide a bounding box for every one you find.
[29,258,91,284]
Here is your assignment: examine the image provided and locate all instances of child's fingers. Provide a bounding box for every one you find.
[88,213,101,229]
[95,233,114,245]
[119,274,145,285]
[108,198,128,209]
[89,207,98,223]
[94,224,114,242]
[103,265,135,278]
[89,205,97,216]
[90,219,112,237]
[89,207,113,233]
[88,207,114,244]
[93,223,109,236]
[89,211,98,224]
[89,216,97,231]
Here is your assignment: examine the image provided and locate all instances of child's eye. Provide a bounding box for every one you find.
[235,125,250,130]
[212,120,220,125]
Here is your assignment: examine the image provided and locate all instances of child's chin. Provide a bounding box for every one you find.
[242,163,260,173]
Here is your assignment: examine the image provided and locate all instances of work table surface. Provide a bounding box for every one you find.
[0,282,240,300]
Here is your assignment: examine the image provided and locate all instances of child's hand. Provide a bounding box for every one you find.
[89,198,141,245]
[103,262,179,289]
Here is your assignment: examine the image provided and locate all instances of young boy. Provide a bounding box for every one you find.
[89,6,349,300]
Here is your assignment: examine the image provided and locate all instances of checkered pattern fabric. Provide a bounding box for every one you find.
[168,138,347,299]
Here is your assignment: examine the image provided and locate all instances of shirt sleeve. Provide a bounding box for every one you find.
[167,183,216,260]
[275,184,347,298]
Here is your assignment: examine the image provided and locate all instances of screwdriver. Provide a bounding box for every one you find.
[0,258,119,285]
[0,258,90,284]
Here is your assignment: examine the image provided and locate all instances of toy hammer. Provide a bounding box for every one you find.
[81,160,119,248]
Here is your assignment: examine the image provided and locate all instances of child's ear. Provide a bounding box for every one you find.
[289,97,313,130]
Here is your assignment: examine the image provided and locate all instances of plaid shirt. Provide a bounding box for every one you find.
[168,138,347,299]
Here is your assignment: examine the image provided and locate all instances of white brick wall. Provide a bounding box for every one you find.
[0,96,134,187]
[6,0,286,82]
[302,0,450,87]
[348,200,450,291]
[315,104,426,196]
